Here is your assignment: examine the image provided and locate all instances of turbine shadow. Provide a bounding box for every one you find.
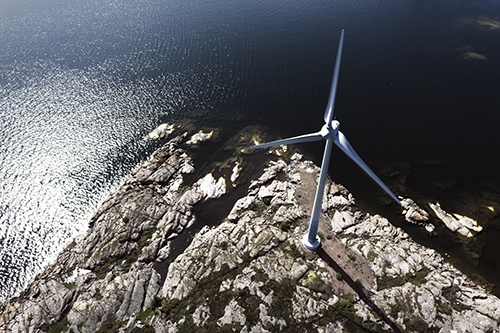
[315,246,403,333]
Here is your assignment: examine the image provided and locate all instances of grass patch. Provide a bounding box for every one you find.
[390,302,403,319]
[137,307,154,324]
[442,285,470,312]
[436,299,453,315]
[266,278,295,325]
[279,241,302,259]
[248,200,268,213]
[403,316,432,332]
[366,250,377,262]
[317,294,391,332]
[158,259,253,331]
[96,313,124,333]
[302,271,332,294]
[252,267,269,283]
[279,220,293,231]
[377,266,431,290]
[153,241,385,332]
[130,325,155,333]
[237,287,261,326]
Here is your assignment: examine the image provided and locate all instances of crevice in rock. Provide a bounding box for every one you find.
[153,153,274,285]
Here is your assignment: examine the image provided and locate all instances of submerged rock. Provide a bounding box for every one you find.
[428,202,482,238]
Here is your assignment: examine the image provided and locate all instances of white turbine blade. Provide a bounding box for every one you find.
[334,131,401,206]
[251,132,323,149]
[323,29,345,124]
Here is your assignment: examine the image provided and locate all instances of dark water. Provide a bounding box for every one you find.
[1,0,500,300]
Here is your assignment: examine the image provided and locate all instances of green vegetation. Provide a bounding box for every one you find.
[442,285,470,312]
[40,316,69,333]
[137,239,388,332]
[301,271,332,294]
[252,267,269,283]
[366,250,377,262]
[155,260,253,331]
[58,265,78,290]
[96,313,124,333]
[403,316,435,332]
[238,287,261,326]
[266,278,295,321]
[93,228,156,279]
[248,199,268,214]
[137,307,154,324]
[377,266,431,290]
[389,299,438,332]
[436,299,453,315]
[279,241,302,259]
[130,325,155,333]
[279,220,293,231]
[389,301,402,319]
[320,294,392,333]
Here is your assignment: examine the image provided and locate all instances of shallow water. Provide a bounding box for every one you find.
[1,0,500,300]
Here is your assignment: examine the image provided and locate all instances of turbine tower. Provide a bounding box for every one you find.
[251,30,402,251]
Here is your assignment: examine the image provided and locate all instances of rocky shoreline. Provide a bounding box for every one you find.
[1,134,499,333]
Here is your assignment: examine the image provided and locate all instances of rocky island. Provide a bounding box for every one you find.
[1,128,499,333]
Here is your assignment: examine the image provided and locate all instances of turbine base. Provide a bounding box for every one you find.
[301,234,321,251]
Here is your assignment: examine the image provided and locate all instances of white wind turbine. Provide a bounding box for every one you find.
[252,30,402,250]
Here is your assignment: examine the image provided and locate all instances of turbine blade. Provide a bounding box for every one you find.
[323,29,345,124]
[334,131,401,206]
[251,132,323,149]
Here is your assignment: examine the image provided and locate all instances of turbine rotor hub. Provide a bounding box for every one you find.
[320,120,340,140]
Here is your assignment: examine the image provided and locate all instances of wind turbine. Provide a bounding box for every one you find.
[251,30,402,251]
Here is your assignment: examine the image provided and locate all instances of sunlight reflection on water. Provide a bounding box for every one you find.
[1,0,500,301]
[0,57,235,299]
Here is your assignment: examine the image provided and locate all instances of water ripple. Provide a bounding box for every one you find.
[0,52,236,299]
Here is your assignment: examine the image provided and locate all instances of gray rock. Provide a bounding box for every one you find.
[217,300,246,327]
[148,123,175,140]
[3,135,500,333]
[192,302,211,327]
[330,210,356,232]
[186,130,215,145]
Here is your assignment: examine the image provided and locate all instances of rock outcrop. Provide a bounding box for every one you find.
[1,136,499,333]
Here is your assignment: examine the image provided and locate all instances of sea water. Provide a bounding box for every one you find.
[1,0,500,301]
